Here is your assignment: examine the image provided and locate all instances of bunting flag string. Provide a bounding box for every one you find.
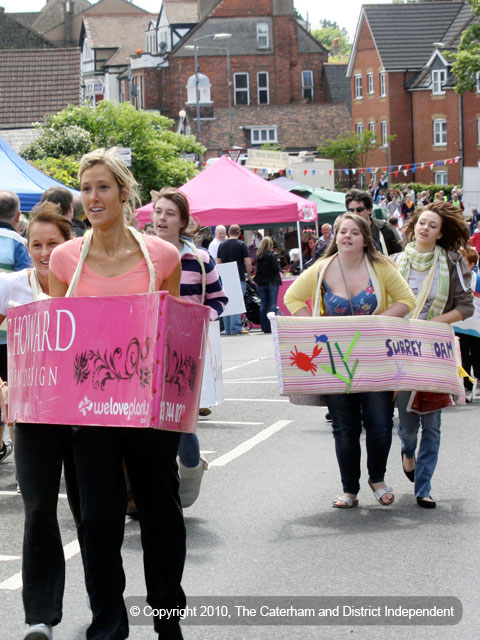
[243,156,462,179]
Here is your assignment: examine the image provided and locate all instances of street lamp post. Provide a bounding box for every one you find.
[186,33,232,144]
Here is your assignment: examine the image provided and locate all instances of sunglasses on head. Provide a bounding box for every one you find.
[347,206,366,213]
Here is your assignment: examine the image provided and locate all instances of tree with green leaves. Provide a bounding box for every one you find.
[311,20,351,62]
[21,101,204,200]
[317,130,395,186]
[448,0,480,94]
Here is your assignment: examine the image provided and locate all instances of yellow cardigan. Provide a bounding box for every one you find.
[284,255,416,316]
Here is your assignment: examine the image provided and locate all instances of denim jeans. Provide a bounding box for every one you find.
[223,280,246,334]
[396,391,441,498]
[177,433,200,467]
[257,285,279,333]
[325,391,394,495]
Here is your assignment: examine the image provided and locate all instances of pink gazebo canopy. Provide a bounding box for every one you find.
[135,156,317,227]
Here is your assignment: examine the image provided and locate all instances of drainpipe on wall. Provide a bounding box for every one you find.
[458,93,464,185]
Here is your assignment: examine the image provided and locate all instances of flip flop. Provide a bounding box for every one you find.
[368,480,394,506]
[332,495,359,509]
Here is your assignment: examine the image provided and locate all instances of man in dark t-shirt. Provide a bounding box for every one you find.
[217,224,252,334]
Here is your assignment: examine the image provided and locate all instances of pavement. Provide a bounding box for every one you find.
[0,329,479,639]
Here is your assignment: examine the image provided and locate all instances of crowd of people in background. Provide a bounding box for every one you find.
[0,167,479,638]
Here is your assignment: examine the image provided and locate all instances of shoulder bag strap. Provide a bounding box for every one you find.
[182,237,207,304]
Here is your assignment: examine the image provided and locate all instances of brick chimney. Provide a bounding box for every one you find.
[63,1,74,46]
[331,37,340,57]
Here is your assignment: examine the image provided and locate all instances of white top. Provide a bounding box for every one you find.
[0,269,34,315]
[408,267,439,320]
[208,237,222,260]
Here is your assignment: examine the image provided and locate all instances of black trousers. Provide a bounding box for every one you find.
[73,426,186,640]
[456,332,480,391]
[15,423,81,626]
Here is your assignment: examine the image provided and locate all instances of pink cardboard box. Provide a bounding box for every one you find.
[7,292,210,432]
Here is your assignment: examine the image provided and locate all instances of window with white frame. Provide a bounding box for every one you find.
[432,69,447,95]
[354,74,363,99]
[257,72,269,105]
[380,71,386,97]
[257,23,269,48]
[367,72,374,94]
[433,119,447,145]
[234,73,249,105]
[302,70,313,101]
[476,72,480,93]
[356,122,364,135]
[381,120,388,147]
[250,127,277,144]
[369,121,376,143]
[435,171,448,185]
[146,30,156,53]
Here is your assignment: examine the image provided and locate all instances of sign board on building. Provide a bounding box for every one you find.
[116,147,132,166]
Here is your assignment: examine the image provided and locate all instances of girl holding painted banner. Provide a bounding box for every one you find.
[152,186,228,507]
[395,201,473,509]
[0,204,79,640]
[284,213,416,509]
[49,149,185,640]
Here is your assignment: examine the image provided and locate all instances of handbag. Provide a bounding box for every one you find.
[406,390,453,415]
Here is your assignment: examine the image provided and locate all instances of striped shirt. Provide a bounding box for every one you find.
[180,243,228,320]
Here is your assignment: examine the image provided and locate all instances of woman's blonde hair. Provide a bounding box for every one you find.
[150,187,199,237]
[256,236,274,258]
[322,212,389,264]
[78,148,141,223]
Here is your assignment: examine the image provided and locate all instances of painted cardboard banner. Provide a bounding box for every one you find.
[7,292,210,432]
[270,314,464,398]
[199,320,224,408]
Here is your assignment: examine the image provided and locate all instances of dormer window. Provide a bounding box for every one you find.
[146,30,156,54]
[432,69,446,95]
[257,23,269,49]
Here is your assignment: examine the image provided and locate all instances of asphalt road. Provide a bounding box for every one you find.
[1,330,478,639]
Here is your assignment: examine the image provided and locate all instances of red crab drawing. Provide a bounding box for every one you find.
[289,344,322,375]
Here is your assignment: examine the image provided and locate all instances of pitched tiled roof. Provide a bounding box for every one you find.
[0,48,81,128]
[0,11,55,49]
[363,2,470,71]
[163,1,198,25]
[31,0,91,34]
[7,12,39,29]
[83,14,155,66]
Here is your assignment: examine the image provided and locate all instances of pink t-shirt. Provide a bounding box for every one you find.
[50,235,180,297]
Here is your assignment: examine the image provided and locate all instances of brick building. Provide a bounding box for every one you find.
[347,1,477,187]
[0,7,80,151]
[131,0,351,157]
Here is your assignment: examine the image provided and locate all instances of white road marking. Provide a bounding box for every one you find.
[0,555,20,561]
[223,358,266,373]
[0,539,81,590]
[209,420,292,467]
[0,414,288,588]
[0,491,67,498]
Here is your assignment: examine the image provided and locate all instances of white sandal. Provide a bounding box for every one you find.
[332,495,359,509]
[368,480,394,506]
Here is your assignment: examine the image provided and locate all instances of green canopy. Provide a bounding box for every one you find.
[271,178,346,225]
